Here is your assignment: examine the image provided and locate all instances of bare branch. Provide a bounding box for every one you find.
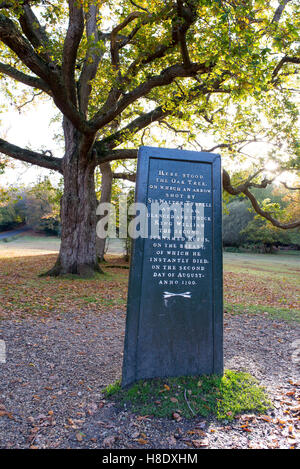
[0,137,62,172]
[16,89,44,112]
[159,120,190,134]
[203,139,258,153]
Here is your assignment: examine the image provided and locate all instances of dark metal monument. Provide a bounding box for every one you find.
[122,146,223,387]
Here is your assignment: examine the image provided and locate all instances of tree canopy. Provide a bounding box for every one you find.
[0,0,299,274]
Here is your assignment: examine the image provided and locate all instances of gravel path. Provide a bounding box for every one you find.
[0,311,299,449]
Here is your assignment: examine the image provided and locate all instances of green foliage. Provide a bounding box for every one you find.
[0,190,26,230]
[223,199,254,246]
[223,184,300,248]
[104,370,272,421]
[224,303,300,324]
[241,218,290,251]
[25,177,62,235]
[1,1,299,157]
[0,177,62,234]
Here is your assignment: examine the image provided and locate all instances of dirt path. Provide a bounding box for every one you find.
[0,311,299,449]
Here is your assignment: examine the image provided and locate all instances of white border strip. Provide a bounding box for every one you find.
[0,340,6,363]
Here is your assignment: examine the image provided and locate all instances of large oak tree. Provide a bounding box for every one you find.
[0,0,299,275]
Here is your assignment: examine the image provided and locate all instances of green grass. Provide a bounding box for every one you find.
[223,251,300,269]
[223,251,300,321]
[224,302,300,323]
[104,370,272,421]
[81,294,126,306]
[0,234,125,254]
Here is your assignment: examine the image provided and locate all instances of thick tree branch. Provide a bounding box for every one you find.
[94,11,147,120]
[0,61,51,93]
[122,1,196,82]
[91,2,197,128]
[272,55,300,82]
[223,169,300,229]
[281,181,300,190]
[112,172,136,182]
[100,106,168,150]
[19,4,51,63]
[62,0,84,106]
[0,13,51,82]
[0,138,62,172]
[0,8,93,133]
[176,0,194,67]
[272,0,292,23]
[110,11,144,70]
[79,2,102,115]
[90,61,212,130]
[98,75,229,150]
[94,147,138,165]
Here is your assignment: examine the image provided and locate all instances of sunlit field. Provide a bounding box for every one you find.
[223,251,300,322]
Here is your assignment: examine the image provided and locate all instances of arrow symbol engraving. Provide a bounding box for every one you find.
[163,291,192,299]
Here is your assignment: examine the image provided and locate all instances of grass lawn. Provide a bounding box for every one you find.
[0,235,299,322]
[0,237,129,319]
[223,251,300,322]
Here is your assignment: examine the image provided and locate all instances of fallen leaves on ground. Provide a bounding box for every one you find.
[0,253,128,319]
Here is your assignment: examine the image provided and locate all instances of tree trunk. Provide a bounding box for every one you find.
[46,119,102,277]
[96,161,113,262]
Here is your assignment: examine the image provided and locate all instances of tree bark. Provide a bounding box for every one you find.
[46,119,101,276]
[96,161,113,262]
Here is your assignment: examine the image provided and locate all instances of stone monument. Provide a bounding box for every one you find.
[122,146,223,387]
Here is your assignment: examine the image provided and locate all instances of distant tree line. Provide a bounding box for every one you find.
[0,177,62,235]
[223,185,300,253]
[1,178,299,254]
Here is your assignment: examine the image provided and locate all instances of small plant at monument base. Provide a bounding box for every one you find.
[104,370,272,421]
